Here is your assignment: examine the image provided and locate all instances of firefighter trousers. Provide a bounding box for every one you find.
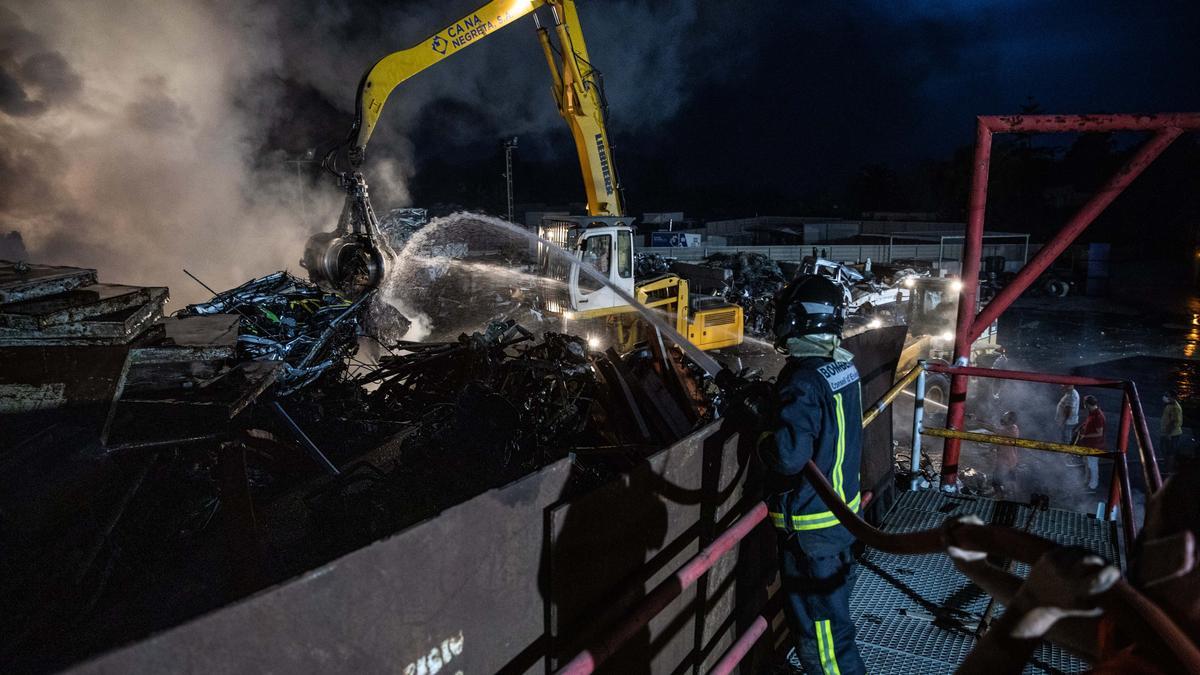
[778,533,865,675]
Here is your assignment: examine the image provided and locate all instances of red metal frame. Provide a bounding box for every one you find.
[943,113,1200,488]
[556,502,768,675]
[924,362,1122,388]
[1115,399,1137,544]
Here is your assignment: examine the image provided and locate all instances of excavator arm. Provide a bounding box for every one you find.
[309,0,625,296]
[534,1,624,216]
[338,0,621,217]
[346,0,546,163]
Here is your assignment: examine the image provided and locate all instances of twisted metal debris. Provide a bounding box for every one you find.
[177,272,375,395]
[702,252,787,337]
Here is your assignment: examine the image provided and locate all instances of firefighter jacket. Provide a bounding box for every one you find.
[761,355,863,552]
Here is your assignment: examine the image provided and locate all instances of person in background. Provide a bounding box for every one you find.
[990,347,1010,402]
[992,346,1009,371]
[992,411,1021,496]
[1077,395,1105,490]
[1160,389,1183,472]
[1057,384,1080,445]
[970,410,1021,497]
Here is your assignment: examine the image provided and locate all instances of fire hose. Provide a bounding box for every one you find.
[800,460,1200,673]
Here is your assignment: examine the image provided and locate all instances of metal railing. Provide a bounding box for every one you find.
[921,362,1160,545]
[555,360,1175,674]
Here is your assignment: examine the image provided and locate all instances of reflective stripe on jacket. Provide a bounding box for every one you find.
[760,355,863,550]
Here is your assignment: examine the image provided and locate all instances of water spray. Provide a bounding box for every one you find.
[380,212,724,376]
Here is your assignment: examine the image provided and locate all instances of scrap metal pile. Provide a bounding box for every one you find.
[357,318,713,463]
[699,252,788,337]
[634,252,673,278]
[360,321,600,465]
[175,271,393,396]
[287,319,715,554]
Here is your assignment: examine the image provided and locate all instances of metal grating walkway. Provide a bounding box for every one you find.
[850,490,1118,674]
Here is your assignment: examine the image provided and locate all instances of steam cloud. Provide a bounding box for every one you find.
[0,0,698,305]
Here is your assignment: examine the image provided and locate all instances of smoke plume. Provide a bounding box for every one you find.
[0,0,699,305]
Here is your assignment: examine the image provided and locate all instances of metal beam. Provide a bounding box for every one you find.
[970,128,1182,339]
[863,363,923,428]
[921,427,1108,457]
[979,112,1200,133]
[1125,381,1164,492]
[940,114,1191,488]
[943,119,993,487]
[925,362,1123,388]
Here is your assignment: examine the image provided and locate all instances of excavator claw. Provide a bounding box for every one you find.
[301,172,395,297]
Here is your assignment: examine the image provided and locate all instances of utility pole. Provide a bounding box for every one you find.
[502,136,518,222]
[285,148,317,215]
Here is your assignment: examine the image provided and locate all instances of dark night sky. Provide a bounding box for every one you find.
[3,0,1200,295]
[341,0,1200,218]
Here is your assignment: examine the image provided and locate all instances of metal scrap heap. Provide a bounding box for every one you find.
[175,271,388,396]
[361,321,599,464]
[633,252,673,278]
[700,252,787,337]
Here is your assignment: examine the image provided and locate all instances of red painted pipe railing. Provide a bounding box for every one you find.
[556,502,769,675]
[928,365,1164,507]
[1108,397,1131,524]
[1124,381,1164,493]
[1115,442,1138,546]
[708,614,769,675]
[979,112,1200,133]
[924,363,1123,388]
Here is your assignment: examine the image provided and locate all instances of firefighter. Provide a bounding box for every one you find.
[762,274,866,675]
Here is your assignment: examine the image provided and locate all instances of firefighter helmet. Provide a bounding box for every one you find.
[773,274,847,350]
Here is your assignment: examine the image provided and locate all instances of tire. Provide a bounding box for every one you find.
[924,372,951,408]
[1044,278,1069,298]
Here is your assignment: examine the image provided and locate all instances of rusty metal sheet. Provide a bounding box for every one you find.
[0,284,165,330]
[103,361,280,448]
[103,315,241,407]
[133,314,240,363]
[69,422,774,675]
[546,423,771,674]
[844,325,908,522]
[0,261,96,304]
[71,457,579,675]
[0,289,167,344]
[0,345,131,425]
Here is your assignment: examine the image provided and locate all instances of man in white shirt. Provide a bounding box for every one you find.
[1056,384,1080,444]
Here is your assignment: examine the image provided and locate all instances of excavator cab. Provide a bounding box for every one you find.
[537,216,636,317]
[537,216,743,352]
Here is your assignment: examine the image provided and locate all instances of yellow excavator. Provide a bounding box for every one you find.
[303,0,742,351]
